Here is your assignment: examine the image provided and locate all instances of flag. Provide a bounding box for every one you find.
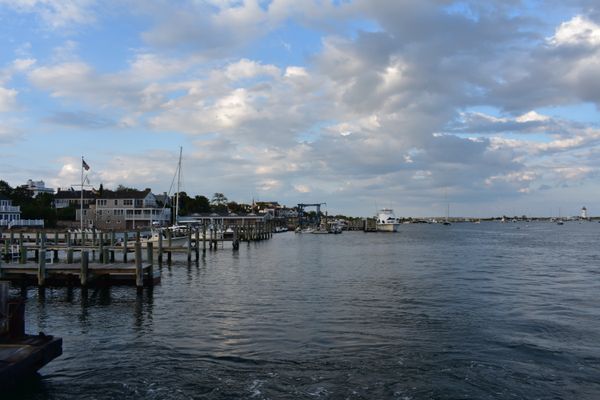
[82,159,90,171]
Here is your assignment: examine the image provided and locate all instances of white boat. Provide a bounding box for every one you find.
[376,209,400,232]
[147,224,188,246]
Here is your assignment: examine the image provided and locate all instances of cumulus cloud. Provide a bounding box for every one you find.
[5,0,600,215]
[0,0,97,28]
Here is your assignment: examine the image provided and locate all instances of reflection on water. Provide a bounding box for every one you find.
[6,222,600,399]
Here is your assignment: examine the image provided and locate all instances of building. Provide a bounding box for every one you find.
[581,206,588,220]
[0,194,44,228]
[23,180,54,197]
[54,188,96,209]
[77,188,171,230]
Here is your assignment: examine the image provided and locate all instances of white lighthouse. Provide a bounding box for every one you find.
[581,206,588,220]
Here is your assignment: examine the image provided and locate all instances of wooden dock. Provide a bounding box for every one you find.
[0,223,275,287]
[0,282,62,389]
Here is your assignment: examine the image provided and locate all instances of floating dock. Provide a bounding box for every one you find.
[0,282,62,389]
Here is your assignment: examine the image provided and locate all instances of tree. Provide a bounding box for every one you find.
[0,180,12,197]
[116,184,135,192]
[211,192,228,206]
[211,193,228,214]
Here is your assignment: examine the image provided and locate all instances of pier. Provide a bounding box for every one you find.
[0,222,273,288]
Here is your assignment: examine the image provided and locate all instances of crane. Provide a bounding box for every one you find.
[297,203,327,228]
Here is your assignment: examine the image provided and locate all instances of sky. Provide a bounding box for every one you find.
[1,0,600,218]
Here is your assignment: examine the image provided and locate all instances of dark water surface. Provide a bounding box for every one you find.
[7,222,600,399]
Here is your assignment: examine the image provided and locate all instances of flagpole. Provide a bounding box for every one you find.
[81,156,84,232]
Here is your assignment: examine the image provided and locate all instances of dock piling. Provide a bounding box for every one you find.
[80,251,89,286]
[135,242,143,288]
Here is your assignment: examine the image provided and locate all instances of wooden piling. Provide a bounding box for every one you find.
[123,232,128,263]
[37,249,46,287]
[146,242,153,280]
[202,223,207,252]
[167,229,172,265]
[158,232,163,266]
[194,229,200,260]
[80,251,89,286]
[187,229,192,262]
[135,242,143,288]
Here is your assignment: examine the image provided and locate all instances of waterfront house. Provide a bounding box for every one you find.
[0,194,44,228]
[23,179,55,197]
[84,188,171,230]
[54,188,96,209]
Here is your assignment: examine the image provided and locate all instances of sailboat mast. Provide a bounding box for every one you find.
[175,147,182,225]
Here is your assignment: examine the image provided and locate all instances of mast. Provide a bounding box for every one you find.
[175,146,182,225]
[81,156,84,231]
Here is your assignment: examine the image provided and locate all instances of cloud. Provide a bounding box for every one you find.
[43,111,117,129]
[0,87,18,112]
[0,0,97,28]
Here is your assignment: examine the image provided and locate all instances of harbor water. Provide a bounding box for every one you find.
[7,222,600,399]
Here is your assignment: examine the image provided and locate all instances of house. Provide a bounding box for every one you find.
[54,188,96,209]
[23,180,55,197]
[79,188,171,230]
[0,194,44,228]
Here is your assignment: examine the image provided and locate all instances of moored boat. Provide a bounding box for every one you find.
[376,209,400,232]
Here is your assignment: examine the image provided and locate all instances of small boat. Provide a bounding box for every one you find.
[376,209,400,232]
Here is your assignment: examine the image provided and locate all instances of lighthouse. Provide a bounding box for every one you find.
[581,206,588,220]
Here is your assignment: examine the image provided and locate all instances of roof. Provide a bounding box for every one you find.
[99,188,152,200]
[0,193,10,201]
[55,189,96,199]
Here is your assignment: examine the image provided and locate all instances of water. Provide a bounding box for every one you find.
[7,222,600,399]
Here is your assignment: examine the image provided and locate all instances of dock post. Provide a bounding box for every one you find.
[80,251,89,286]
[38,249,46,286]
[66,231,71,247]
[233,226,239,251]
[135,242,143,288]
[3,238,8,263]
[167,229,172,265]
[0,282,7,332]
[146,242,153,283]
[158,233,163,267]
[67,248,74,264]
[19,242,26,264]
[99,232,104,263]
[194,228,200,260]
[187,229,192,262]
[123,232,128,263]
[202,223,207,252]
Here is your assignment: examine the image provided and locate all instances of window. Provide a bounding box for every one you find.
[114,200,118,205]
[124,199,133,206]
[98,200,107,206]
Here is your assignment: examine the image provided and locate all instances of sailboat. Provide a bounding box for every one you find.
[443,194,451,225]
[556,207,564,225]
[147,147,188,247]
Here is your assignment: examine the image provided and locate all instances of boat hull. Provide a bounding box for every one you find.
[376,223,399,232]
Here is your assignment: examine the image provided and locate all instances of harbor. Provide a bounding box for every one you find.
[1,223,598,398]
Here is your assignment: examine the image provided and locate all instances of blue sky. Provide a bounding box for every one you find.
[1,0,600,217]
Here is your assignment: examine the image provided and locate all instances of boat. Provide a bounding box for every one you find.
[147,147,188,247]
[376,209,400,232]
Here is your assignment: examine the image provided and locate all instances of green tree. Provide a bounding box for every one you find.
[0,180,12,197]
